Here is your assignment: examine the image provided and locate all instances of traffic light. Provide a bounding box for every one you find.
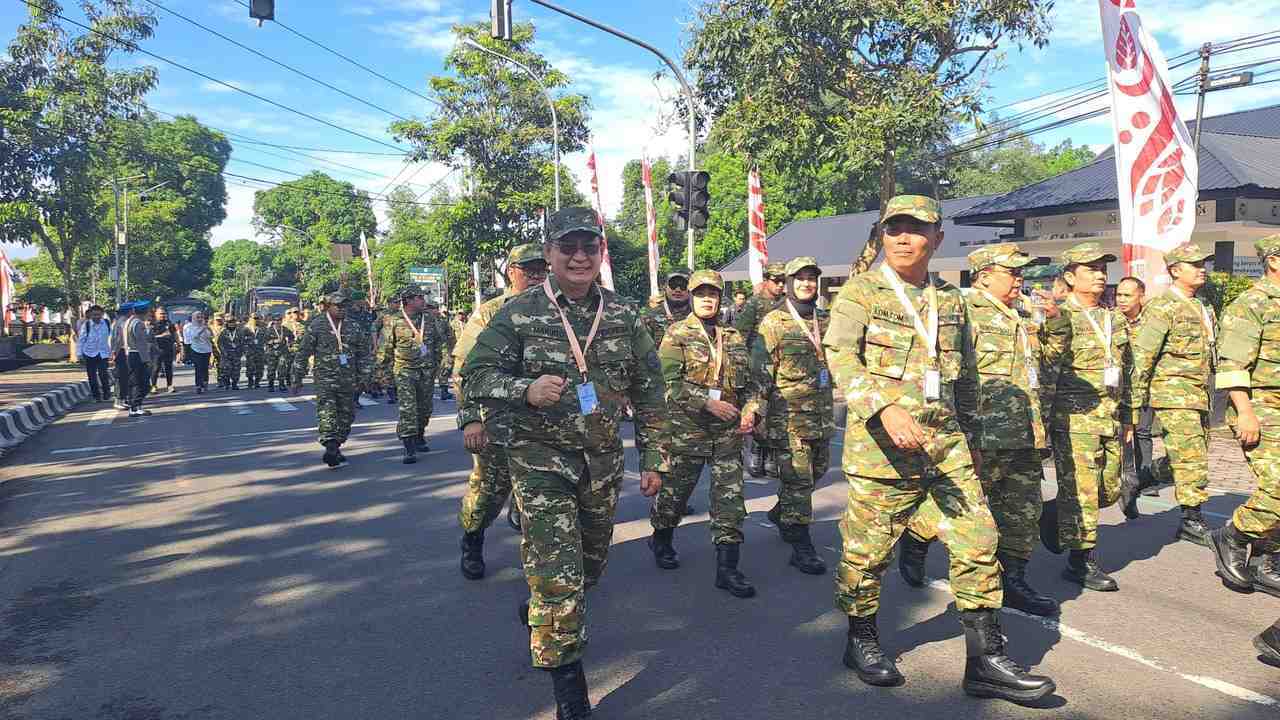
[249,0,274,23]
[491,0,513,40]
[668,171,710,230]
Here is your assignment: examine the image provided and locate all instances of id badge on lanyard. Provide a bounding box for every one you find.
[542,280,606,416]
[338,353,349,366]
[577,382,599,414]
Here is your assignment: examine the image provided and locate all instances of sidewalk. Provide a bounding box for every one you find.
[0,362,91,408]
[0,361,92,459]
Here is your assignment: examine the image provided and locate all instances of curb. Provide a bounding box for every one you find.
[0,381,91,459]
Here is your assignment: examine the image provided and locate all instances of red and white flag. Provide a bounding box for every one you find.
[586,143,615,291]
[1099,0,1198,289]
[747,167,769,285]
[641,155,660,298]
[0,248,14,333]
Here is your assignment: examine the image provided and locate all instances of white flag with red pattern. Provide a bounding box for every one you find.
[1099,0,1198,288]
[641,156,660,298]
[747,167,768,285]
[586,143,615,291]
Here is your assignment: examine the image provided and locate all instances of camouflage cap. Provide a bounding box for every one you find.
[1058,241,1117,266]
[882,194,942,224]
[665,270,690,285]
[546,206,601,241]
[968,243,1033,273]
[785,256,821,276]
[507,242,546,267]
[1254,233,1280,259]
[1164,241,1214,265]
[688,269,724,293]
[398,286,424,302]
[325,290,351,306]
[764,262,786,279]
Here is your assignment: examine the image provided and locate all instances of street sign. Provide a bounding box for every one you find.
[408,266,448,306]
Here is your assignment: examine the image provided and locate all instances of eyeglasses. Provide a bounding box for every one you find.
[514,263,549,276]
[553,239,601,256]
[767,276,785,283]
[668,281,688,291]
[989,266,1024,278]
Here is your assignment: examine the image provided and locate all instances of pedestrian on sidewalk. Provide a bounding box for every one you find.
[109,303,132,410]
[149,306,178,394]
[123,301,154,417]
[183,312,213,394]
[77,305,113,402]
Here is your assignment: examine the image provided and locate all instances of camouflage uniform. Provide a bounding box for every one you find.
[1130,242,1218,515]
[243,318,267,387]
[651,272,757,544]
[209,316,224,381]
[747,258,835,527]
[378,293,440,440]
[641,272,692,346]
[282,314,307,382]
[433,308,454,390]
[292,292,374,446]
[733,262,787,467]
[461,208,668,669]
[263,321,295,389]
[907,245,1049,563]
[1041,243,1134,552]
[216,323,247,388]
[823,196,1002,618]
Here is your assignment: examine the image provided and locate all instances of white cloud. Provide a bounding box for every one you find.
[199,79,284,96]
[372,15,465,55]
[210,183,260,246]
[1050,1,1276,55]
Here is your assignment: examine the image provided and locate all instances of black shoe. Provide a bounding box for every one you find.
[1210,524,1254,592]
[766,502,782,530]
[415,432,431,453]
[714,543,756,598]
[1176,505,1211,547]
[322,441,341,468]
[1253,554,1280,598]
[999,554,1059,617]
[1062,549,1118,592]
[843,614,904,687]
[1039,498,1062,554]
[460,530,485,580]
[747,444,766,478]
[1254,621,1280,665]
[549,661,592,719]
[267,383,276,391]
[764,454,779,479]
[782,523,827,575]
[648,527,680,570]
[1119,471,1141,520]
[518,601,530,630]
[335,448,347,464]
[507,495,522,533]
[402,437,417,464]
[898,533,930,588]
[960,609,1056,704]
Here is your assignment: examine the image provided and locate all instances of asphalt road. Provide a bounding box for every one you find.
[0,367,1276,719]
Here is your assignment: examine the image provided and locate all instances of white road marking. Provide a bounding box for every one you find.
[230,401,254,416]
[745,479,769,485]
[268,398,297,413]
[358,396,378,407]
[88,409,118,426]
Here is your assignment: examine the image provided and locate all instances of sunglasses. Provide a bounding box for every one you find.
[514,263,549,275]
[553,239,601,256]
[668,281,688,290]
[989,266,1024,278]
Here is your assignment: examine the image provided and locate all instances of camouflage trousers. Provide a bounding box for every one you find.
[836,465,1002,617]
[1051,431,1122,551]
[244,352,265,383]
[218,357,242,385]
[650,441,746,545]
[510,442,625,669]
[264,351,292,386]
[458,443,513,533]
[1232,426,1280,542]
[906,449,1045,562]
[394,367,433,439]
[774,431,830,525]
[314,379,356,445]
[1153,408,1210,508]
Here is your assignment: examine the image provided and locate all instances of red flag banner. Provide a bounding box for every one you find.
[747,167,768,285]
[641,156,660,298]
[586,143,615,291]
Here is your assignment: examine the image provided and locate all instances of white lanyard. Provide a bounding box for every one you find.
[1069,296,1113,366]
[1171,286,1216,344]
[542,279,605,380]
[325,313,345,353]
[880,264,938,366]
[663,300,673,320]
[785,300,826,365]
[401,308,426,345]
[694,320,725,385]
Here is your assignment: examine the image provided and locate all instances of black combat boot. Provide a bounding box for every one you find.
[267,381,276,392]
[402,437,417,464]
[386,387,397,404]
[415,430,430,453]
[1253,554,1280,598]
[898,533,931,588]
[549,661,592,719]
[763,452,779,479]
[1062,549,1118,591]
[1118,470,1141,520]
[507,495,522,532]
[322,441,341,468]
[1176,505,1211,546]
[1210,523,1254,592]
[960,609,1056,704]
[747,444,766,478]
[843,614,904,687]
[648,527,679,570]
[782,523,827,575]
[335,445,347,464]
[999,554,1059,617]
[1038,498,1062,554]
[1255,620,1280,665]
[714,543,756,598]
[460,530,485,580]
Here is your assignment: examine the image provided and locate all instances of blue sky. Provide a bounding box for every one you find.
[4,0,1279,262]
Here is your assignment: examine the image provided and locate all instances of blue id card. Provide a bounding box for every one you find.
[577,382,599,414]
[818,369,830,388]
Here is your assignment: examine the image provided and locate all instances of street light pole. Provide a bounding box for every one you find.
[462,37,561,211]
[524,0,700,269]
[1193,42,1212,157]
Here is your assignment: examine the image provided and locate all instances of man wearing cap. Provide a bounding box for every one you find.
[378,287,440,464]
[1116,276,1157,504]
[374,296,401,403]
[216,316,247,390]
[122,301,155,417]
[750,256,833,577]
[824,195,1054,700]
[263,314,295,392]
[642,272,692,344]
[735,261,788,477]
[455,243,547,579]
[1130,241,1219,546]
[109,303,134,410]
[460,208,667,718]
[1039,241,1134,591]
[292,290,374,467]
[433,301,456,401]
[243,313,267,389]
[1210,234,1280,609]
[898,244,1060,617]
[649,269,759,598]
[208,312,225,387]
[282,308,307,387]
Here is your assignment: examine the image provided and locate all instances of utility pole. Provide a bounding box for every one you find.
[1193,42,1211,157]
[103,174,145,307]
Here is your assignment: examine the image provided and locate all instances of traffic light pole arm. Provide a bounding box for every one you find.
[524,0,699,269]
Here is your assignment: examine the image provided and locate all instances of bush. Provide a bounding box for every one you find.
[1205,271,1254,316]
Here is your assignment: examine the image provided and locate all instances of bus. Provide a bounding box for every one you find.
[247,286,300,320]
[160,297,212,326]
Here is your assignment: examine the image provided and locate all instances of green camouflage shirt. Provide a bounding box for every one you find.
[378,310,440,374]
[1040,298,1135,435]
[459,277,669,471]
[966,290,1047,451]
[282,319,306,354]
[1130,288,1218,411]
[642,300,691,347]
[292,314,374,388]
[748,305,835,441]
[660,314,756,456]
[454,289,519,440]
[262,324,295,354]
[433,313,453,366]
[823,272,978,480]
[733,293,784,352]
[1215,275,1280,426]
[215,327,249,356]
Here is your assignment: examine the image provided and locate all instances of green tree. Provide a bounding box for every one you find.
[205,238,278,310]
[948,137,1096,198]
[0,0,158,321]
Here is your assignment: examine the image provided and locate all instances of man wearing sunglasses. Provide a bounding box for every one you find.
[642,271,692,344]
[735,261,788,478]
[1130,242,1218,547]
[460,208,667,719]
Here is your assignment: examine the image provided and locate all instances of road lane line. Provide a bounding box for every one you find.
[88,409,117,426]
[230,401,254,416]
[268,398,297,413]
